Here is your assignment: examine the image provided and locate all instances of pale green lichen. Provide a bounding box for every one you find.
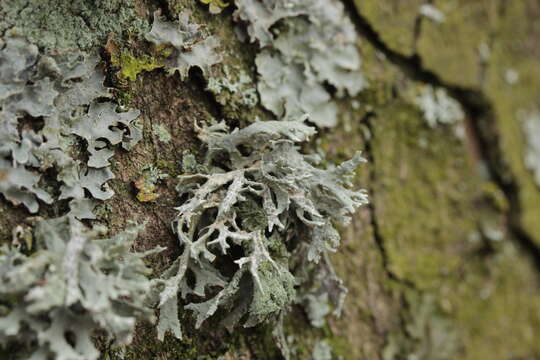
[145,11,221,80]
[0,216,162,360]
[235,0,366,127]
[312,340,333,360]
[0,35,142,216]
[153,119,367,340]
[153,123,172,143]
[382,293,458,360]
[0,0,149,51]
[206,66,258,109]
[181,150,202,174]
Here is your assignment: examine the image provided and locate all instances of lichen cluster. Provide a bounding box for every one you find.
[0,0,149,51]
[0,35,141,217]
[414,85,464,128]
[235,0,366,127]
[0,216,160,359]
[0,0,368,358]
[145,11,222,80]
[153,119,367,339]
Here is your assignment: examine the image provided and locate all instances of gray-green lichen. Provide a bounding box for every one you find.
[145,11,221,80]
[0,0,149,51]
[0,216,161,360]
[207,66,259,109]
[382,294,458,360]
[1,2,372,357]
[0,35,141,216]
[235,0,366,127]
[153,123,172,143]
[153,118,368,340]
[312,340,333,360]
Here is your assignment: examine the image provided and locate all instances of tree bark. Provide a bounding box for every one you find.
[1,1,540,359]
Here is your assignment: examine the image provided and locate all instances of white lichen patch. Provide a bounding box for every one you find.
[419,4,446,24]
[415,85,465,128]
[312,340,333,360]
[522,111,540,186]
[505,68,520,85]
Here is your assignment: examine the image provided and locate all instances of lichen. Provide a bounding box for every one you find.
[206,66,258,109]
[521,111,540,186]
[134,164,169,203]
[419,4,446,24]
[0,216,162,360]
[414,85,464,128]
[1,2,374,358]
[0,0,149,51]
[200,0,229,15]
[145,11,221,80]
[153,118,367,340]
[234,0,366,127]
[0,35,142,216]
[382,293,458,360]
[312,340,332,360]
[113,52,162,82]
[153,123,173,143]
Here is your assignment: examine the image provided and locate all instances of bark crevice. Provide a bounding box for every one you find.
[343,0,540,275]
[361,112,417,290]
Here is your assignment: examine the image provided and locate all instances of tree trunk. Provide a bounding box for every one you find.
[1,1,540,359]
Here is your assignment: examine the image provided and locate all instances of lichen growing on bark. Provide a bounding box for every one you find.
[0,35,142,216]
[234,0,366,127]
[0,0,149,51]
[521,111,540,187]
[153,119,368,342]
[0,216,161,360]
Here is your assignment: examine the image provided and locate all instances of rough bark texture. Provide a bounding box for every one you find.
[1,1,540,359]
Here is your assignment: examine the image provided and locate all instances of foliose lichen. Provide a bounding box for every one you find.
[0,216,161,360]
[234,0,367,127]
[145,11,222,80]
[0,35,142,216]
[153,118,368,339]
